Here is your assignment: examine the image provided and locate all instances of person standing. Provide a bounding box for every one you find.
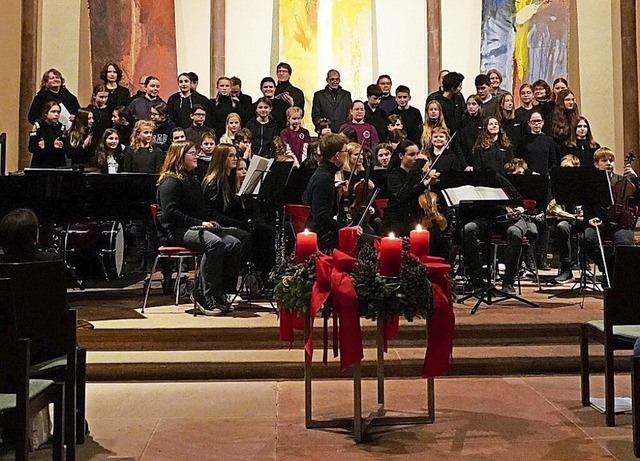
[274,62,305,113]
[28,68,80,127]
[376,74,397,114]
[167,72,212,129]
[99,62,131,112]
[311,69,352,133]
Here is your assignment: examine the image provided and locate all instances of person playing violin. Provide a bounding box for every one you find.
[381,140,439,237]
[302,133,377,250]
[583,147,638,285]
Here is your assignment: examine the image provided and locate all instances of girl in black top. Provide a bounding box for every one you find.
[150,101,177,152]
[255,77,288,132]
[246,97,277,158]
[459,94,484,166]
[381,140,438,236]
[532,79,554,127]
[93,128,124,174]
[472,117,513,172]
[561,116,600,167]
[66,108,94,165]
[495,92,524,154]
[550,89,580,146]
[100,62,131,112]
[28,101,67,168]
[210,77,240,138]
[85,84,112,149]
[123,120,164,173]
[156,141,241,314]
[515,83,536,122]
[112,106,135,147]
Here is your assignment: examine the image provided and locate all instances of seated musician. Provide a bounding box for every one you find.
[381,140,439,237]
[583,147,638,286]
[302,133,376,250]
[462,175,538,294]
[545,155,583,284]
[202,144,275,282]
[156,141,242,315]
[427,127,461,172]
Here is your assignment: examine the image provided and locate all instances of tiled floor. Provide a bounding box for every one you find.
[3,375,638,460]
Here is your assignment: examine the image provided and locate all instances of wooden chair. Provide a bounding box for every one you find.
[143,204,202,314]
[0,260,83,461]
[580,245,640,427]
[0,277,66,461]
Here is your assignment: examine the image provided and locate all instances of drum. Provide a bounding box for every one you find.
[64,221,124,280]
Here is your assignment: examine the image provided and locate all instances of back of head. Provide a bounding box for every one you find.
[0,208,39,256]
[319,133,347,159]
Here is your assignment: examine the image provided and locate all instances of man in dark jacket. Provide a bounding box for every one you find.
[311,69,352,133]
[426,71,465,135]
[274,62,305,113]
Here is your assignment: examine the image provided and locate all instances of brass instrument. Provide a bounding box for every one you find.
[545,199,582,224]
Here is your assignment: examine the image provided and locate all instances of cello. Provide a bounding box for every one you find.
[606,151,637,228]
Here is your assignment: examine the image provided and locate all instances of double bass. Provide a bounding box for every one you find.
[606,151,638,228]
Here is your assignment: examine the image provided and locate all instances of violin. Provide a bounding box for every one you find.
[349,150,377,226]
[419,190,447,231]
[606,151,637,228]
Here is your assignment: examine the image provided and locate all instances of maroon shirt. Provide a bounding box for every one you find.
[280,126,311,162]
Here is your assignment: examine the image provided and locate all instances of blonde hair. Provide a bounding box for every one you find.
[593,147,615,163]
[158,141,196,183]
[286,106,303,119]
[130,120,155,149]
[343,142,364,173]
[420,100,448,149]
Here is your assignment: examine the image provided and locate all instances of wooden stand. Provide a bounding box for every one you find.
[303,309,435,443]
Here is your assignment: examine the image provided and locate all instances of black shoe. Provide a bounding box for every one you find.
[214,295,233,313]
[502,282,515,294]
[190,293,222,316]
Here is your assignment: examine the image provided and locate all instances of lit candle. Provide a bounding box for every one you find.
[339,227,358,257]
[296,229,318,263]
[379,232,402,277]
[410,224,430,257]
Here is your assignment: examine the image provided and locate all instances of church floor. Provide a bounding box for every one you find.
[4,374,638,460]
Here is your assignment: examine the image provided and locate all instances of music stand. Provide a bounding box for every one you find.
[442,173,539,313]
[547,168,611,303]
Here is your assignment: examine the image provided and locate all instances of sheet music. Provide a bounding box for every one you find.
[443,185,509,206]
[237,155,274,196]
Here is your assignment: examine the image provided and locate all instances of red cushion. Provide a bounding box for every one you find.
[158,246,199,255]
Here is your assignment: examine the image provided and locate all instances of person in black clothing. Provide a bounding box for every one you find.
[532,79,554,128]
[515,83,537,122]
[123,120,164,173]
[151,102,177,153]
[202,144,274,278]
[274,62,305,113]
[518,110,558,176]
[99,62,131,112]
[195,131,217,182]
[28,68,80,126]
[472,117,513,172]
[230,76,253,124]
[85,84,112,150]
[254,77,288,132]
[495,92,524,155]
[459,94,483,166]
[129,76,164,121]
[426,72,465,135]
[92,128,124,174]
[474,74,498,118]
[428,127,461,173]
[210,77,242,139]
[550,89,580,147]
[381,140,439,237]
[364,84,387,141]
[156,141,241,314]
[302,133,373,250]
[112,106,135,147]
[0,208,60,263]
[28,101,67,168]
[389,85,423,145]
[185,104,212,150]
[311,69,352,133]
[246,97,278,158]
[583,147,638,287]
[561,116,600,167]
[65,108,94,165]
[377,74,397,114]
[167,72,213,129]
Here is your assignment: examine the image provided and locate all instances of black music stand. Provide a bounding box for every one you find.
[440,172,539,313]
[547,168,611,302]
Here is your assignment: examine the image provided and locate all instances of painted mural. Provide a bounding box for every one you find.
[480,0,569,94]
[88,0,178,100]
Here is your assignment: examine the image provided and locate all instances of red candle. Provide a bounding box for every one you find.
[410,225,430,257]
[339,227,358,257]
[296,229,318,263]
[379,233,402,277]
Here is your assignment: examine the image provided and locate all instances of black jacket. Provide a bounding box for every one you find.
[389,106,423,144]
[153,118,177,152]
[156,173,208,244]
[123,146,164,173]
[459,114,483,165]
[202,179,248,229]
[364,104,387,141]
[167,91,212,129]
[472,141,514,173]
[275,80,305,112]
[311,86,352,133]
[28,86,80,125]
[106,84,131,112]
[426,91,465,134]
[246,117,278,158]
[302,160,345,249]
[518,133,558,175]
[561,139,600,168]
[210,94,242,139]
[28,120,68,168]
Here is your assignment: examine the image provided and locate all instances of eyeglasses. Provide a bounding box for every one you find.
[185,152,198,157]
[529,119,544,124]
[193,113,206,117]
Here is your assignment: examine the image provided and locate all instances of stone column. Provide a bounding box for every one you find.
[19,0,38,170]
[426,0,441,94]
[210,0,225,95]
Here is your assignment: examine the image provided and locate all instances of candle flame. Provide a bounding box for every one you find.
[303,228,309,234]
[416,224,423,231]
[388,232,395,239]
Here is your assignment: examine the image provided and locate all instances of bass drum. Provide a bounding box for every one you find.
[64,221,125,280]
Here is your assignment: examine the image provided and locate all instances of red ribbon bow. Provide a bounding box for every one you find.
[307,249,364,371]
